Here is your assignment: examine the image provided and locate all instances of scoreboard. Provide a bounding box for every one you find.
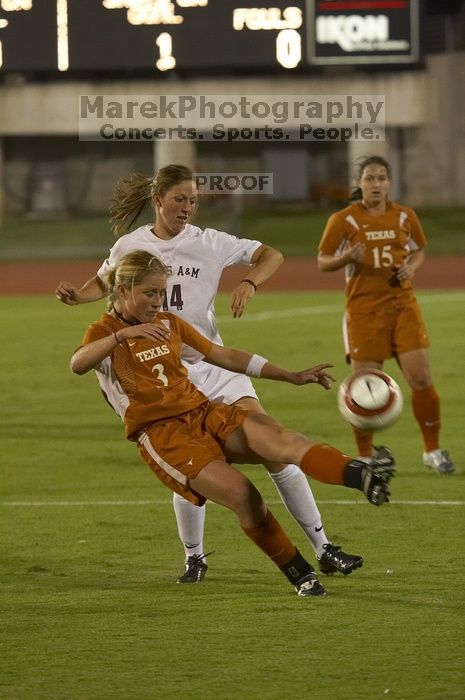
[0,0,420,76]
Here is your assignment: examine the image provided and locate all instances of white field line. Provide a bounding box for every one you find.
[1,499,464,507]
[218,304,340,323]
[216,292,465,323]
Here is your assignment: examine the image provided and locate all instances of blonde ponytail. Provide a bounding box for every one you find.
[109,164,195,237]
[109,173,153,237]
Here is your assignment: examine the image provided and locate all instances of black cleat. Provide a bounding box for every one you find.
[361,445,396,505]
[295,571,327,597]
[176,553,209,584]
[318,544,364,576]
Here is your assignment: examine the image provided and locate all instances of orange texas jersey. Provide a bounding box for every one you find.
[318,201,427,313]
[80,312,214,440]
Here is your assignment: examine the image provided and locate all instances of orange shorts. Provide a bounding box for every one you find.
[343,298,430,363]
[137,401,248,506]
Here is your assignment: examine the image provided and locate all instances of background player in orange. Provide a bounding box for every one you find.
[70,250,396,597]
[317,155,454,475]
[56,163,365,583]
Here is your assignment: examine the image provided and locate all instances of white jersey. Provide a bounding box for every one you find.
[97,223,262,403]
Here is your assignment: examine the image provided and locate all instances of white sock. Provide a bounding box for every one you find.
[269,464,329,558]
[172,492,206,561]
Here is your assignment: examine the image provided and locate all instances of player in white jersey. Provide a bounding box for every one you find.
[56,164,364,582]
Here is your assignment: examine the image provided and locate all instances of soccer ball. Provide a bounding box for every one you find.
[337,370,403,432]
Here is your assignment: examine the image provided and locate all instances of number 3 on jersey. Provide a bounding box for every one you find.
[151,364,168,387]
[163,283,184,311]
[372,245,394,268]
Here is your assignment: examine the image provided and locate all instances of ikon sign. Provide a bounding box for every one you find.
[307,0,420,65]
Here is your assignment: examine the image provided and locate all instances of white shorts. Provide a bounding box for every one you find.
[186,360,258,405]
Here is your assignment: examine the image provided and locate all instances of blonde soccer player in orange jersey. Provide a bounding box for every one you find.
[70,250,396,597]
[57,163,366,584]
[317,155,454,475]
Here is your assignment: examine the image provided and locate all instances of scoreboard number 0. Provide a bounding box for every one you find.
[276,29,301,69]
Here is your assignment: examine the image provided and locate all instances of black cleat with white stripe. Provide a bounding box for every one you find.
[318,544,364,576]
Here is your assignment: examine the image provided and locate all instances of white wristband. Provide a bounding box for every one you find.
[245,354,268,378]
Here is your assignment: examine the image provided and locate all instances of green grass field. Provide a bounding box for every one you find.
[1,206,465,260]
[1,291,464,700]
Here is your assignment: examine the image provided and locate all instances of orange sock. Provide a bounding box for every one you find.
[300,443,352,485]
[353,427,373,458]
[241,510,296,566]
[412,385,440,452]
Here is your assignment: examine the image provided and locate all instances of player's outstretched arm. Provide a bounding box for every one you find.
[230,244,284,318]
[55,275,107,305]
[204,344,334,390]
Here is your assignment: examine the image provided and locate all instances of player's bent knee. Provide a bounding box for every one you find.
[408,373,432,390]
[235,478,263,507]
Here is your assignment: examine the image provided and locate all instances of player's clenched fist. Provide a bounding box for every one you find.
[55,281,84,305]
